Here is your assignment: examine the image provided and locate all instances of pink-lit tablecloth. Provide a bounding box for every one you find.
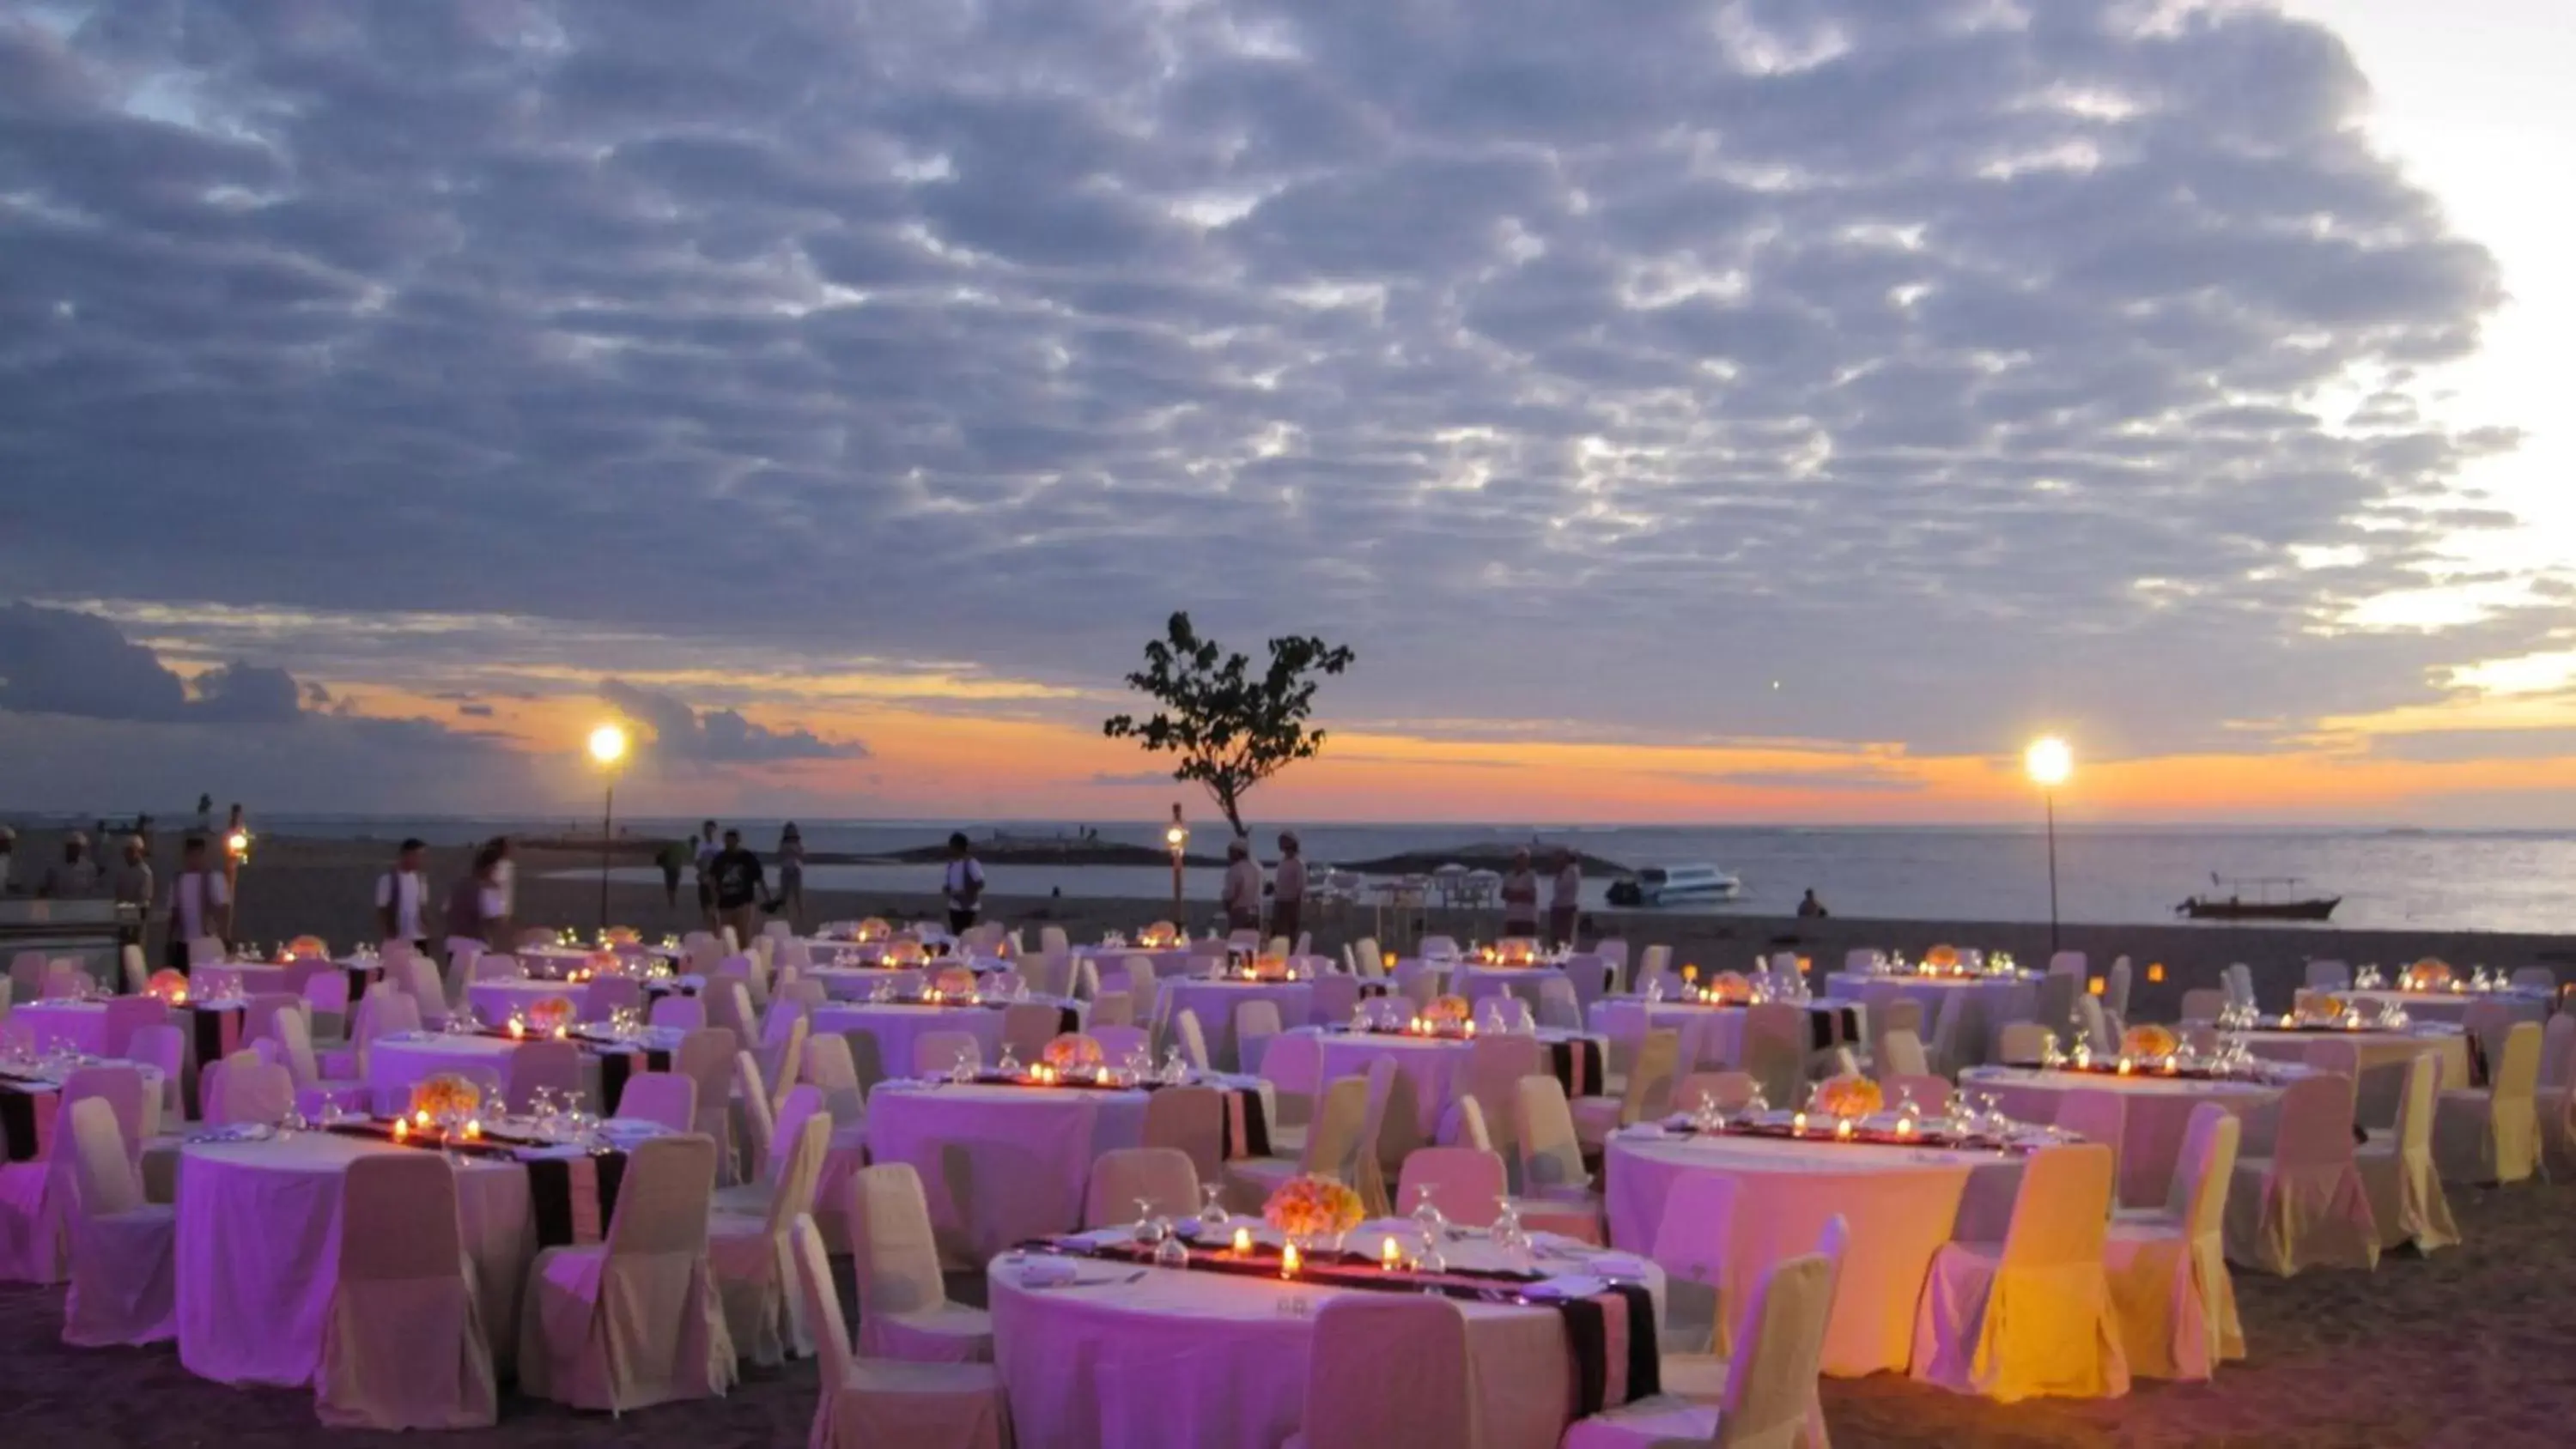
[9,1001,109,1055]
[1157,980,1316,1069]
[866,1082,1151,1266]
[813,1001,1087,1077]
[2293,987,2551,1029]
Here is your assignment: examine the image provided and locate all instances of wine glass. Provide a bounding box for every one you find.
[1197,1182,1229,1236]
[1409,1183,1448,1244]
[949,1047,976,1085]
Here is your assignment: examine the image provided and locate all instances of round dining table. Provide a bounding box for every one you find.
[1824,971,2040,1065]
[2236,1023,2470,1125]
[465,979,586,1028]
[1298,1025,1608,1137]
[2294,986,2553,1029]
[1157,979,1316,1069]
[1603,1123,2029,1377]
[987,1228,1667,1449]
[1959,1063,2304,1207]
[867,1080,1153,1266]
[813,999,1084,1079]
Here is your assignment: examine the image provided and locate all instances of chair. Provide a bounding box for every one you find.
[1233,999,1284,1074]
[1285,1294,1476,1449]
[2053,1090,2129,1204]
[303,970,353,1044]
[61,1096,176,1347]
[1873,1029,1929,1082]
[1574,1028,1679,1147]
[2357,1053,2458,1254]
[847,1163,993,1362]
[1674,1070,1757,1115]
[1886,1074,1955,1116]
[2222,965,2255,1009]
[2073,996,2114,1055]
[1911,1143,2129,1401]
[1001,1002,1062,1064]
[1352,937,1384,979]
[913,1031,981,1077]
[1090,1024,1150,1065]
[1144,1085,1226,1187]
[2104,958,2134,1031]
[1875,996,1924,1045]
[1088,990,1135,1028]
[674,1028,740,1172]
[1513,1076,1604,1243]
[2105,1105,2245,1381]
[318,1152,496,1427]
[392,952,451,1028]
[651,994,708,1032]
[791,1216,1008,1449]
[2538,1015,2576,1179]
[272,1010,368,1119]
[618,1073,699,1134]
[2,1064,147,1283]
[1308,972,1359,1026]
[1084,1147,1200,1228]
[1741,1003,1807,1108]
[518,1134,737,1410]
[802,1034,870,1128]
[504,1038,584,1115]
[1348,1058,1419,1216]
[2305,959,2352,991]
[1170,1009,1212,1073]
[1258,1028,1321,1134]
[1225,1076,1369,1213]
[2433,1018,2541,1185]
[1995,1022,2051,1067]
[125,1022,186,1124]
[2178,988,2226,1024]
[1534,976,1584,1032]
[1394,1145,1507,1228]
[2224,1070,2379,1276]
[474,953,523,982]
[1562,1252,1837,1449]
[734,1053,780,1184]
[100,995,168,1060]
[762,1016,811,1117]
[2512,966,2556,994]
[583,975,644,1023]
[205,1051,294,1126]
[710,1111,829,1366]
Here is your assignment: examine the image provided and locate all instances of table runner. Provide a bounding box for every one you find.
[2271,1025,2488,1086]
[0,1077,49,1163]
[1041,1236,1659,1416]
[323,1122,629,1248]
[1549,1038,1606,1099]
[189,1004,246,1078]
[1652,1119,2048,1155]
[592,1043,671,1116]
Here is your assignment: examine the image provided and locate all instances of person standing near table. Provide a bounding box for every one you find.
[38,831,101,899]
[708,829,766,949]
[488,834,517,935]
[1499,847,1540,940]
[1548,849,1583,949]
[444,840,507,964]
[656,835,689,909]
[167,834,230,969]
[112,834,155,928]
[942,833,986,936]
[1270,831,1307,947]
[775,822,807,931]
[375,839,434,953]
[0,825,17,895]
[1221,838,1263,934]
[692,819,722,928]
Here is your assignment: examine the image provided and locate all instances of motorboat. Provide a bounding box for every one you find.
[1607,864,1743,907]
[2175,875,2340,921]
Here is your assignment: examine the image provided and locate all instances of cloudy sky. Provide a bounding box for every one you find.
[3,0,2571,826]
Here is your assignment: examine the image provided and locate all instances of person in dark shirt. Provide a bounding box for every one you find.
[709,829,767,949]
[1797,888,1829,919]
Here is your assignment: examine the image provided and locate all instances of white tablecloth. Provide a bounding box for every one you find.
[465,979,586,1028]
[1825,973,2039,1065]
[1604,1128,2024,1376]
[1297,1027,1606,1137]
[9,1001,110,1054]
[1157,981,1316,1069]
[2295,987,2552,1028]
[1959,1064,2295,1207]
[1072,947,1200,980]
[174,1133,536,1385]
[988,1232,1665,1449]
[867,1082,1149,1266]
[2238,1026,2470,1124]
[364,1034,528,1115]
[813,1003,1059,1076]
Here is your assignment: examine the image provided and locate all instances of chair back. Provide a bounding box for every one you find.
[675,1027,739,1145]
[2493,1020,2543,1101]
[67,1095,145,1218]
[1676,1070,1757,1114]
[126,1022,185,1099]
[2000,1142,2115,1268]
[95,995,164,1059]
[800,1034,868,1125]
[2393,1052,2439,1157]
[1454,1094,1495,1154]
[2175,1104,2241,1236]
[118,944,149,995]
[2539,1013,2576,1091]
[788,1217,854,1399]
[848,1161,951,1320]
[1087,989,1135,1028]
[1715,1253,1836,1449]
[649,995,707,1032]
[766,1108,832,1233]
[1352,937,1384,979]
[474,954,521,982]
[581,975,643,1022]
[1995,1021,2050,1066]
[1001,1002,1062,1064]
[1172,1009,1212,1073]
[1595,937,1629,988]
[2032,973,2078,1035]
[2073,995,2114,1054]
[2305,959,2352,991]
[912,1030,981,1076]
[2270,1071,2360,1169]
[303,969,351,1021]
[58,1064,146,1163]
[508,1039,584,1114]
[2052,1089,2127,1190]
[1638,945,1672,983]
[735,1052,777,1168]
[1300,1294,1478,1449]
[1090,1024,1150,1064]
[1875,1028,1929,1080]
[1233,1000,1284,1071]
[617,1071,697,1132]
[2178,987,2226,1024]
[1515,1075,1589,1196]
[1299,1077,1371,1175]
[2223,964,2255,1008]
[1741,1003,1807,1106]
[209,1050,294,1125]
[1084,1147,1200,1228]
[606,1133,719,1254]
[1621,1028,1681,1125]
[1464,1034,1543,1162]
[2512,966,2556,995]
[1395,1146,1505,1227]
[2105,958,2133,1022]
[340,1151,464,1280]
[1886,1073,1953,1114]
[1534,977,1583,1031]
[1143,1085,1225,1185]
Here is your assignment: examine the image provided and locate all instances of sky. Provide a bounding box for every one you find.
[2,0,2572,828]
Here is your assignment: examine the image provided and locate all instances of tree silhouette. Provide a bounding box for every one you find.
[1102,612,1356,837]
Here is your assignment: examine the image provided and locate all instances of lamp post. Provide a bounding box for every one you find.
[2023,737,2073,954]
[588,724,629,932]
[1164,803,1188,915]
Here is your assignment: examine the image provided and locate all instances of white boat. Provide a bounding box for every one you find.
[1607,864,1743,906]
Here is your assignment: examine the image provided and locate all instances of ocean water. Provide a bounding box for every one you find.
[235,815,2576,935]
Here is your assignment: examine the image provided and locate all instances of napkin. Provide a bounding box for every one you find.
[1523,1274,1607,1300]
[1016,1257,1082,1288]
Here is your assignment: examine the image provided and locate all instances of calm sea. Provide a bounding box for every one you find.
[230,815,2576,935]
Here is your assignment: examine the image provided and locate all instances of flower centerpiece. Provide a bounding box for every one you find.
[286,934,330,960]
[1703,969,1754,1005]
[1139,920,1180,949]
[1042,1033,1104,1074]
[1813,1074,1883,1121]
[884,938,929,967]
[145,967,191,1004]
[1263,1173,1364,1252]
[526,994,576,1034]
[854,918,892,943]
[930,965,979,998]
[2303,993,2347,1023]
[2403,958,2454,992]
[602,926,641,947]
[1420,994,1472,1030]
[1922,944,1961,973]
[578,949,620,980]
[2120,1023,2180,1062]
[1495,937,1540,967]
[408,1072,483,1127]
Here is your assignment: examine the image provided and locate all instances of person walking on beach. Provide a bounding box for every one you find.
[488,834,517,931]
[0,825,15,895]
[375,839,434,953]
[445,841,507,963]
[166,835,229,968]
[1499,847,1540,940]
[1548,849,1583,949]
[1222,838,1263,935]
[709,828,766,949]
[1797,888,1829,919]
[1270,832,1306,946]
[693,819,722,928]
[656,836,689,909]
[112,835,155,925]
[775,822,807,931]
[942,833,986,936]
[39,831,101,899]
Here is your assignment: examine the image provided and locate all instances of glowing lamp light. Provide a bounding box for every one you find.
[2148,963,2166,984]
[1164,822,1188,851]
[224,828,252,861]
[587,722,629,767]
[2087,977,2106,996]
[2024,737,2073,788]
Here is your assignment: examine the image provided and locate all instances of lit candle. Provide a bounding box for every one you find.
[1790,1112,1807,1136]
[1280,1242,1301,1277]
[1834,1118,1854,1140]
[1231,1227,1254,1255]
[462,1120,482,1140]
[412,1109,432,1128]
[507,1020,525,1039]
[1381,1235,1402,1270]
[1894,1118,1915,1137]
[392,1119,409,1142]
[2117,1058,2134,1075]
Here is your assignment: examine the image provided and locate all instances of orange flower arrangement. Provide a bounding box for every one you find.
[884,939,929,967]
[1422,994,1472,1027]
[1923,944,1960,969]
[1496,937,1540,966]
[1139,920,1180,949]
[1814,1075,1883,1119]
[2306,994,2347,1020]
[526,995,576,1033]
[1042,1033,1104,1070]
[408,1073,483,1123]
[2120,1023,2180,1059]
[854,918,892,943]
[1264,1174,1364,1240]
[2403,958,2454,991]
[931,965,979,997]
[1704,970,1754,1005]
[287,934,329,959]
[145,967,191,1004]
[602,926,641,946]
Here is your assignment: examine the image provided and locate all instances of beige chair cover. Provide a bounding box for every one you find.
[913,1030,981,1077]
[1561,1252,1837,1449]
[1394,1146,1507,1228]
[1144,1085,1226,1187]
[518,1133,738,1410]
[2432,1019,2541,1185]
[1576,1029,1680,1147]
[1911,1143,2129,1401]
[2357,1054,2460,1252]
[619,1073,699,1134]
[1514,1075,1604,1243]
[1000,1002,1062,1064]
[1289,1294,1478,1449]
[1457,1034,1543,1180]
[848,1163,993,1363]
[1223,1076,1368,1212]
[1084,1147,1200,1228]
[2105,1104,2245,1381]
[792,1216,1008,1449]
[711,1111,829,1366]
[317,1151,496,1427]
[2223,1071,2379,1276]
[1,1064,145,1284]
[62,1095,176,1347]
[1172,1009,1213,1074]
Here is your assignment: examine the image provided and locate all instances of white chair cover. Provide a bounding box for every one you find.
[2432,1019,2541,1185]
[1084,1147,1200,1228]
[2105,1104,2245,1380]
[1912,1143,2129,1401]
[1291,1294,1477,1449]
[619,1072,699,1134]
[651,994,708,1031]
[793,1216,1007,1449]
[711,1111,829,1366]
[62,1095,176,1346]
[518,1134,738,1410]
[1,1064,145,1284]
[2224,1071,2379,1276]
[847,1162,993,1363]
[1563,1251,1836,1449]
[1394,1146,1507,1228]
[2358,1053,2458,1253]
[206,1051,293,1126]
[316,1152,496,1428]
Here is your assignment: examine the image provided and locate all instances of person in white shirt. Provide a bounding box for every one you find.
[375,838,432,949]
[1549,850,1583,948]
[1221,838,1263,933]
[1499,847,1540,939]
[1270,832,1308,945]
[166,834,231,970]
[942,833,987,934]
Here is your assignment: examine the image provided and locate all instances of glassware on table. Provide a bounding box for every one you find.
[997,1045,1023,1078]
[1161,1046,1188,1085]
[949,1048,977,1085]
[1197,1182,1229,1236]
[1409,1183,1449,1244]
[1490,1197,1531,1269]
[1154,1226,1191,1270]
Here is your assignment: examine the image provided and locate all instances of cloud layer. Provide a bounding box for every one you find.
[0,0,2560,799]
[598,677,862,763]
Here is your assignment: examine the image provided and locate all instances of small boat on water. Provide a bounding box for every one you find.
[1607,864,1744,907]
[2176,875,2341,922]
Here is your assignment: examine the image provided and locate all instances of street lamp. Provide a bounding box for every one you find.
[1164,803,1188,914]
[588,724,629,931]
[2024,737,2073,954]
